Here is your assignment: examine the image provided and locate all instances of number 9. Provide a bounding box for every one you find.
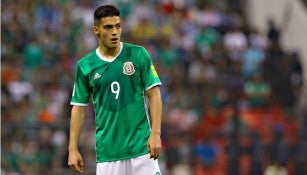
[111,81,120,99]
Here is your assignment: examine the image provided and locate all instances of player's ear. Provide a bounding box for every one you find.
[93,25,99,35]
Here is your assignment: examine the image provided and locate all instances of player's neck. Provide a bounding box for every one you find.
[98,45,120,60]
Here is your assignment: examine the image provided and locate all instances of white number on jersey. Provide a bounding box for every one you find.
[111,81,120,99]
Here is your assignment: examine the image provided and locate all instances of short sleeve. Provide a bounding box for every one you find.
[140,47,162,90]
[70,63,90,106]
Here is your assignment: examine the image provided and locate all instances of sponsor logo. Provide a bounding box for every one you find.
[123,62,135,75]
[151,65,158,77]
[94,73,101,80]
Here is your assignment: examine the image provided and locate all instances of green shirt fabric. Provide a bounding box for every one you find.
[70,42,161,162]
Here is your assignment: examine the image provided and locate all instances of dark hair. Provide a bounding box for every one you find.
[94,5,120,25]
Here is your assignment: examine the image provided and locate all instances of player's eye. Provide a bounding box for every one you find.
[115,24,121,29]
[104,25,113,30]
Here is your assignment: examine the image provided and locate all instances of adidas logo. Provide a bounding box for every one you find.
[94,73,101,80]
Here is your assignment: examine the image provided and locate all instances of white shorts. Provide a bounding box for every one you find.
[96,153,161,175]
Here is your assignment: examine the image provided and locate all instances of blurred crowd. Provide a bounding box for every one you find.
[1,0,307,175]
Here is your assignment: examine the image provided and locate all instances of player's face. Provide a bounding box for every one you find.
[94,16,121,50]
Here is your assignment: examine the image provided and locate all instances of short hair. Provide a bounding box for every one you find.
[94,5,120,25]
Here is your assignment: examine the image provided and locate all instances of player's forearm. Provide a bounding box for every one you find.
[68,105,87,151]
[147,87,162,135]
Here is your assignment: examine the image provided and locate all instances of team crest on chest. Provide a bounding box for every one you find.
[123,62,135,75]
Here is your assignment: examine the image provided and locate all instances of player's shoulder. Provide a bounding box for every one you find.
[77,50,96,65]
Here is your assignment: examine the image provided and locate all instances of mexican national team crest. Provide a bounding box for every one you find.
[123,62,135,75]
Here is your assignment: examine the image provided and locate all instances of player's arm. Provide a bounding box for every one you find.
[145,86,162,159]
[68,105,87,173]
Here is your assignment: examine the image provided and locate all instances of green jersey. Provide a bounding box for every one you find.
[70,42,161,162]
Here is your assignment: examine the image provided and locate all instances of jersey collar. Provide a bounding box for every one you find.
[96,42,123,62]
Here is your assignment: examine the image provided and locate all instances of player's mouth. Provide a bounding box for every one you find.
[111,38,118,44]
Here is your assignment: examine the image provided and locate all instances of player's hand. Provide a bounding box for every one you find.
[68,149,84,173]
[147,133,161,160]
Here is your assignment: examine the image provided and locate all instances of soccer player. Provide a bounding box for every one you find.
[67,5,163,175]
